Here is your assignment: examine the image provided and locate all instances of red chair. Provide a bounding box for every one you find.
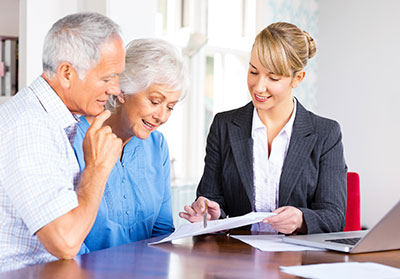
[344,172,361,231]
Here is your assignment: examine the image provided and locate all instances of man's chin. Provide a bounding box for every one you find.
[87,107,105,117]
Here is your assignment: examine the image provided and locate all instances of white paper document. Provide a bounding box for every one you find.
[230,234,324,252]
[280,262,400,279]
[149,212,275,245]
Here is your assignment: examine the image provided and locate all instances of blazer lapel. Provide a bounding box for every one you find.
[279,101,317,206]
[228,102,255,209]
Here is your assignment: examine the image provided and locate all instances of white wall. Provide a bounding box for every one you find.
[0,0,19,36]
[317,0,400,228]
[108,0,156,42]
[19,0,78,88]
[17,0,156,89]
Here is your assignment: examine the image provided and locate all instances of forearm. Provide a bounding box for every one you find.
[37,166,109,259]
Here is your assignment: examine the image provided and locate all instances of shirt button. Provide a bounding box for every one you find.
[125,210,129,215]
[123,194,127,199]
[121,163,125,167]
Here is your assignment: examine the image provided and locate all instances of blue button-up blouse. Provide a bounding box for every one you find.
[73,117,174,253]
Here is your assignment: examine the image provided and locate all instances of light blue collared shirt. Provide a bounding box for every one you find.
[73,117,175,253]
[0,76,80,272]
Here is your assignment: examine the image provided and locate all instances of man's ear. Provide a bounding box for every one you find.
[291,71,305,89]
[57,62,74,89]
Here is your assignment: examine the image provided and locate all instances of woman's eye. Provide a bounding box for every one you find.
[250,71,258,75]
[270,77,279,81]
[168,106,174,111]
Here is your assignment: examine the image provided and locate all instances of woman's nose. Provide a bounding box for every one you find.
[254,77,267,93]
[153,107,169,124]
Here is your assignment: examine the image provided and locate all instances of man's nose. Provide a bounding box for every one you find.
[106,78,121,96]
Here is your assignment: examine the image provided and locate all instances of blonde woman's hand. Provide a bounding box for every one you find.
[262,206,305,234]
[179,196,221,223]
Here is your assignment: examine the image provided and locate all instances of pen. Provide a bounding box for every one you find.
[203,200,208,228]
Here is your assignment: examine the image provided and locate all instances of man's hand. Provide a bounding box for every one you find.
[82,110,122,172]
[37,110,123,260]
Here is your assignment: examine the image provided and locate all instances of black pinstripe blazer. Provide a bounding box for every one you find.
[196,100,347,234]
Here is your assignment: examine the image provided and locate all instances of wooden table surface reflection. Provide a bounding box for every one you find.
[2,231,400,279]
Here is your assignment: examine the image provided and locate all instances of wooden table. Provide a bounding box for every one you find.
[2,231,400,279]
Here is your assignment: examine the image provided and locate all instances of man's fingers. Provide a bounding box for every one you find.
[90,110,111,131]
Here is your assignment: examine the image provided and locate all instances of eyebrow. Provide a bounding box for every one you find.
[103,73,119,79]
[249,63,276,75]
[150,91,179,103]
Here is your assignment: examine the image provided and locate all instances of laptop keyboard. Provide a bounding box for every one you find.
[325,237,361,246]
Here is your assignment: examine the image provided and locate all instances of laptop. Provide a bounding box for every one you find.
[283,200,400,253]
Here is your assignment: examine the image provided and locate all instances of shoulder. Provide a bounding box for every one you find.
[296,101,342,137]
[146,130,168,151]
[0,89,50,134]
[0,100,63,148]
[213,102,253,123]
[148,130,165,143]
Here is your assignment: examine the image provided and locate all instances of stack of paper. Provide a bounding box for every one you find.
[280,262,400,279]
[149,212,275,245]
[230,234,323,252]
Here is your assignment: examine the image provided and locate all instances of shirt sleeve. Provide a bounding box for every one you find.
[152,135,175,236]
[196,113,228,218]
[1,117,78,235]
[299,121,347,233]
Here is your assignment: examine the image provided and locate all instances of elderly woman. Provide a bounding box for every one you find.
[72,38,187,253]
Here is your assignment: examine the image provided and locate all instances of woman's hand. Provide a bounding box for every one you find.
[179,196,221,223]
[262,206,305,234]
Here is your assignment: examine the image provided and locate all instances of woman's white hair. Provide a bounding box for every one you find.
[42,12,121,79]
[106,38,188,111]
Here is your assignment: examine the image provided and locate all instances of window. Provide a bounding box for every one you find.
[156,0,256,185]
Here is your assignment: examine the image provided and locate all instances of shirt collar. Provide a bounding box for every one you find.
[251,98,297,140]
[284,98,297,141]
[31,76,78,130]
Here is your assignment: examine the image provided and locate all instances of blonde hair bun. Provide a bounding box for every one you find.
[303,31,317,59]
[253,22,317,76]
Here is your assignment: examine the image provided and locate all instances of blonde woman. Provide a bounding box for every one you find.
[180,22,347,235]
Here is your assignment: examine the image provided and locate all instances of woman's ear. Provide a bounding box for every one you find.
[291,71,305,89]
[117,92,126,103]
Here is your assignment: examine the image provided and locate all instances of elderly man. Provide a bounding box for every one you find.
[0,12,125,271]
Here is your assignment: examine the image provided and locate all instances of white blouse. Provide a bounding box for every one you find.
[251,99,297,232]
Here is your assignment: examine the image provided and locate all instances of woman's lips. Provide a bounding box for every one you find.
[254,94,270,102]
[142,120,156,130]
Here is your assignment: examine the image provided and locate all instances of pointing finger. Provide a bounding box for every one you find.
[90,110,111,131]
